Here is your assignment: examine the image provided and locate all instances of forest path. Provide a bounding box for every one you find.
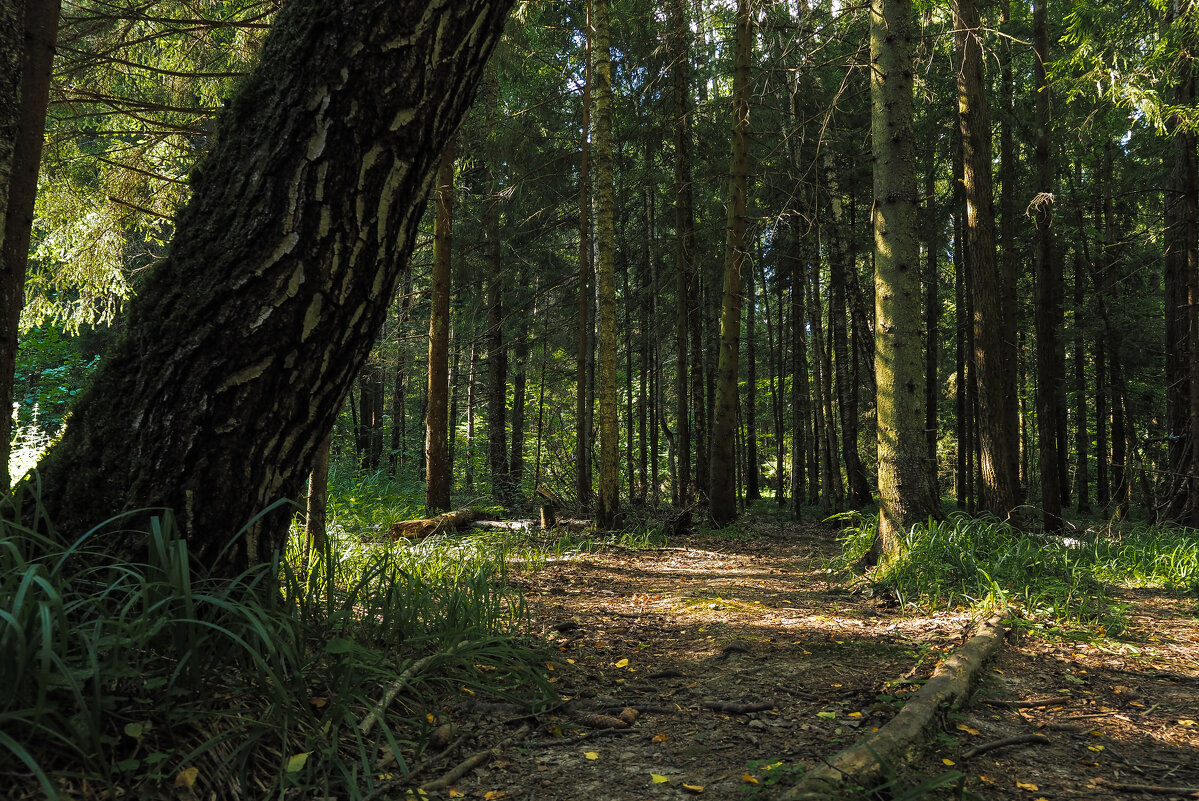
[440,518,1199,800]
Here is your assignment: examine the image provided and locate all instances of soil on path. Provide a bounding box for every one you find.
[438,517,1199,801]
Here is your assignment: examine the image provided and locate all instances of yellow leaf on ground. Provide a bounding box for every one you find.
[174,767,199,788]
[484,792,506,800]
[651,774,669,783]
[848,712,862,718]
[309,697,327,708]
[284,752,310,773]
[616,658,630,668]
[1088,745,1105,752]
[742,774,759,784]
[426,713,436,724]
[942,759,956,766]
[1016,781,1039,792]
[449,790,465,798]
[652,734,669,743]
[584,752,599,760]
[682,783,704,793]
[956,724,980,735]
[1179,719,1197,726]
[461,686,475,695]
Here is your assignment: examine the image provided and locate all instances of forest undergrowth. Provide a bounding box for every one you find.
[0,472,1197,800]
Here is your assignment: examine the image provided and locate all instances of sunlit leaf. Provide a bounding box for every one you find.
[175,767,199,788]
[651,774,669,783]
[285,752,310,773]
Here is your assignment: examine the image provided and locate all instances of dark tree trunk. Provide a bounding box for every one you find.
[671,0,694,506]
[1,0,61,491]
[425,144,454,512]
[1096,332,1110,508]
[956,0,1017,519]
[1033,0,1062,531]
[745,265,761,501]
[389,271,415,474]
[1073,253,1091,513]
[32,0,515,577]
[924,145,939,480]
[998,0,1022,504]
[510,268,530,493]
[824,155,873,507]
[790,221,811,520]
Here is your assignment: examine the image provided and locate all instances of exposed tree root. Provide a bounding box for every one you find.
[387,508,492,539]
[783,611,1014,800]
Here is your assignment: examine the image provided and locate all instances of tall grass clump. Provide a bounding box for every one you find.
[0,479,550,800]
[832,511,1199,632]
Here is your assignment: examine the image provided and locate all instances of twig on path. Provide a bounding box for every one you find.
[783,611,1015,800]
[702,700,775,714]
[524,727,639,748]
[1094,779,1199,797]
[961,733,1050,759]
[983,697,1064,709]
[359,640,472,737]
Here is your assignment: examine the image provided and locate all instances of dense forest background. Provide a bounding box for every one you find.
[7,0,1199,536]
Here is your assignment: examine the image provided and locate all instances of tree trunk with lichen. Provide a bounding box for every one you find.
[31,0,515,577]
[869,0,939,562]
[426,143,455,513]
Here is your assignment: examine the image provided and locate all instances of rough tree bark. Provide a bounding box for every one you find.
[708,0,751,525]
[576,0,593,508]
[594,0,620,528]
[870,0,939,561]
[32,0,516,577]
[955,0,1017,519]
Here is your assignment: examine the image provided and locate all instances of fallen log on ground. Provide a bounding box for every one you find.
[387,508,492,539]
[784,611,1014,800]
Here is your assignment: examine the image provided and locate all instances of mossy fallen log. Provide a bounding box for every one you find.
[784,611,1013,800]
[387,508,491,540]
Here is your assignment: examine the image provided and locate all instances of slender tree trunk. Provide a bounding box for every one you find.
[956,0,1016,519]
[1096,332,1109,508]
[305,431,332,557]
[709,0,751,525]
[671,0,694,507]
[425,144,455,512]
[791,225,811,520]
[998,0,1022,504]
[1100,139,1130,518]
[510,270,529,493]
[1,0,61,491]
[389,272,415,474]
[1033,0,1062,532]
[32,0,515,574]
[808,242,839,514]
[870,0,939,560]
[745,265,761,501]
[825,154,873,507]
[466,342,478,491]
[954,136,969,509]
[594,0,620,528]
[577,0,594,508]
[639,182,652,504]
[1073,252,1091,513]
[924,146,939,478]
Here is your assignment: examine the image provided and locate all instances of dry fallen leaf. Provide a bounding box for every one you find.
[448,790,464,798]
[615,658,630,668]
[956,723,980,736]
[1179,719,1197,726]
[483,792,506,800]
[652,733,669,743]
[942,759,956,766]
[584,752,599,760]
[174,767,199,788]
[650,774,669,784]
[1016,781,1039,792]
[742,774,759,784]
[682,783,704,794]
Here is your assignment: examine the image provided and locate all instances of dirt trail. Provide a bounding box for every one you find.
[437,519,1199,800]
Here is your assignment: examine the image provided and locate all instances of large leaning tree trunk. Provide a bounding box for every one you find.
[30,0,515,577]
